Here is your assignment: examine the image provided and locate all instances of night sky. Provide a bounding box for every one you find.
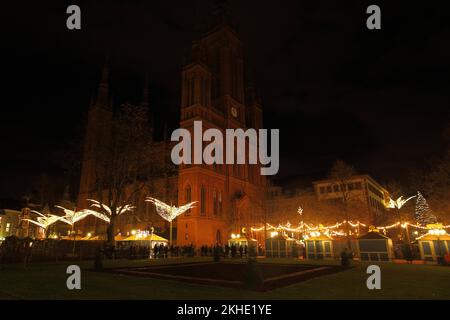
[1,0,450,203]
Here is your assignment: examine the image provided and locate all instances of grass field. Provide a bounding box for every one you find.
[0,258,449,300]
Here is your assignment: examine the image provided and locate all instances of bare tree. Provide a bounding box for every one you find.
[421,149,450,222]
[328,160,358,247]
[329,160,356,205]
[90,103,159,246]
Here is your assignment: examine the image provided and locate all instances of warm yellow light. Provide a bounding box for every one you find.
[131,230,137,236]
[87,233,92,237]
[270,231,278,238]
[431,229,446,236]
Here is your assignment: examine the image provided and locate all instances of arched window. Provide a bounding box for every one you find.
[218,191,223,216]
[216,230,221,244]
[185,185,192,215]
[200,185,206,216]
[189,78,195,105]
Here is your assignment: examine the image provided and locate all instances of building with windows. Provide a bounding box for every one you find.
[0,209,21,241]
[313,175,390,223]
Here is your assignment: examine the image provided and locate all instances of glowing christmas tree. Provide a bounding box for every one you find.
[415,191,437,226]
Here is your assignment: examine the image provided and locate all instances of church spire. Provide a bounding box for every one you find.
[212,0,229,23]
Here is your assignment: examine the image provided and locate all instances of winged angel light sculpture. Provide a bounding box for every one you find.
[145,197,197,223]
[55,206,111,226]
[145,197,197,245]
[87,199,134,221]
[22,210,65,231]
[387,196,417,210]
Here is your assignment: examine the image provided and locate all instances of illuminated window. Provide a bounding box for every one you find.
[218,191,223,216]
[185,185,192,215]
[6,223,11,233]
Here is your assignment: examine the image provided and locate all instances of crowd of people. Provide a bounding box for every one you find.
[199,244,257,258]
[111,242,264,260]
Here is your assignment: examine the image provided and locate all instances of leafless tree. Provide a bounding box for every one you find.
[90,103,164,246]
[328,160,358,247]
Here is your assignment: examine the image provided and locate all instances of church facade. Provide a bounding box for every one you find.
[77,18,268,247]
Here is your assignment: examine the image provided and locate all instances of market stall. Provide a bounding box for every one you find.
[417,229,450,262]
[265,233,297,258]
[357,229,394,262]
[305,234,334,260]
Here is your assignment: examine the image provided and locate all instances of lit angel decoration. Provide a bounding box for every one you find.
[22,210,64,230]
[87,199,135,218]
[387,195,417,210]
[54,206,105,253]
[55,206,95,226]
[386,195,417,244]
[145,197,197,245]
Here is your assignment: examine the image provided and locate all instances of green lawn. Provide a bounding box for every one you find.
[0,258,449,300]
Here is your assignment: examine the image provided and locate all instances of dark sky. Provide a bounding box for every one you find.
[1,0,450,202]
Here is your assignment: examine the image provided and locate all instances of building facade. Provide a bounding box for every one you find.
[313,175,390,223]
[0,209,21,241]
[176,18,267,246]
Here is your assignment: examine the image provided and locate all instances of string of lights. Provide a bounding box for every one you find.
[251,220,450,234]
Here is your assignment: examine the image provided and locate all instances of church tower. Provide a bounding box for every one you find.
[176,6,266,247]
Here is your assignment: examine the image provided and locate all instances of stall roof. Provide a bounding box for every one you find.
[358,231,390,240]
[60,236,84,241]
[115,235,126,241]
[417,233,450,241]
[307,234,333,241]
[228,238,257,242]
[121,234,168,242]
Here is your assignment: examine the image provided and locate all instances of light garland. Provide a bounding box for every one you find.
[250,220,450,235]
